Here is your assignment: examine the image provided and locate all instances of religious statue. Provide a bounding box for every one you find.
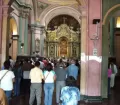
[60,39,67,55]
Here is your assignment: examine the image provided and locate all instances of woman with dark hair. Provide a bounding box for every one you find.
[60,76,80,105]
[43,63,56,105]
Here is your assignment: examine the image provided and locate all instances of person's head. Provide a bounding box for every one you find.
[25,58,28,63]
[4,60,10,70]
[59,63,64,68]
[66,76,76,87]
[46,63,53,71]
[14,61,20,68]
[35,61,40,67]
[71,59,76,64]
[9,56,12,60]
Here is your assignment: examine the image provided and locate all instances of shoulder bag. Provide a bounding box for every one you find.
[42,71,50,84]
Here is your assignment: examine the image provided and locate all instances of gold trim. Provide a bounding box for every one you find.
[103,4,120,25]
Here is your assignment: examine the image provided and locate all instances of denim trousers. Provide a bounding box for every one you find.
[14,78,21,96]
[5,90,12,104]
[44,83,54,105]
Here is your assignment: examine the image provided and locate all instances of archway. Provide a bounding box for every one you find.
[39,5,81,26]
[9,17,18,60]
[102,4,120,98]
[46,15,81,58]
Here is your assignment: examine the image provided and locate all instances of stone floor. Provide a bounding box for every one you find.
[9,78,120,105]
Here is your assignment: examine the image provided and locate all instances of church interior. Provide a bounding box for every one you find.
[1,0,120,105]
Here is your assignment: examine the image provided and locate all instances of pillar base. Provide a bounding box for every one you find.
[81,95,102,103]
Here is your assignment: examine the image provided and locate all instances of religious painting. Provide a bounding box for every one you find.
[60,38,67,56]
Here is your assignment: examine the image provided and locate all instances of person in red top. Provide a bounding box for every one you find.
[43,58,48,67]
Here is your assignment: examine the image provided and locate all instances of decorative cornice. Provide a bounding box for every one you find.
[15,0,32,9]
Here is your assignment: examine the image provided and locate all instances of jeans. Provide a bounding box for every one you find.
[29,83,42,105]
[56,81,65,103]
[44,83,54,105]
[14,78,21,96]
[5,90,12,104]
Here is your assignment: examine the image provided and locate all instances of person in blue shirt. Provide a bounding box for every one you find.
[60,76,80,105]
[67,59,78,80]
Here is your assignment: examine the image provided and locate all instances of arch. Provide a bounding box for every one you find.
[39,5,81,27]
[9,17,18,35]
[103,4,120,25]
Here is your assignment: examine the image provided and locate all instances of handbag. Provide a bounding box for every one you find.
[0,71,9,87]
[42,71,50,84]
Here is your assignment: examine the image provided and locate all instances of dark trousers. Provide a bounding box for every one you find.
[108,77,111,97]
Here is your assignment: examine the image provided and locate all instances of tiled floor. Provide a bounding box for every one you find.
[9,78,120,105]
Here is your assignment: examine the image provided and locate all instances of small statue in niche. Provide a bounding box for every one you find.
[35,38,40,52]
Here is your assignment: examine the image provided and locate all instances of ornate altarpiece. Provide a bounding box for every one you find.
[46,24,80,58]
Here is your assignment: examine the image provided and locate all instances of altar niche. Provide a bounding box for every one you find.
[46,24,80,58]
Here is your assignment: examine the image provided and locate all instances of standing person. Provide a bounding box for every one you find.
[12,61,23,96]
[29,61,44,105]
[0,88,8,105]
[110,62,118,88]
[67,59,78,80]
[0,60,15,104]
[43,63,56,105]
[108,66,112,98]
[60,76,80,105]
[55,63,67,105]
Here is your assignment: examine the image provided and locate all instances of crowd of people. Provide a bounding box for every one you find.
[0,56,81,105]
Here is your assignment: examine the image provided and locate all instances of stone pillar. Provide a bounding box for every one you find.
[24,13,29,55]
[39,27,45,57]
[82,0,102,101]
[31,28,35,55]
[12,35,19,60]
[18,12,23,55]
[80,7,87,97]
[1,7,9,66]
[0,2,2,66]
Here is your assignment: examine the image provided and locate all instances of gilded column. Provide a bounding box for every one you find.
[1,7,8,66]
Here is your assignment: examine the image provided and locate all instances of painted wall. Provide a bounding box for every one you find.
[86,0,102,97]
[102,0,120,98]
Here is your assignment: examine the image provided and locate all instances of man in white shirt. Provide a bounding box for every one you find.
[0,60,15,103]
[29,61,44,105]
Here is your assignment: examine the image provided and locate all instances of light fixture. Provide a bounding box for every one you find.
[116,17,120,28]
[21,43,24,49]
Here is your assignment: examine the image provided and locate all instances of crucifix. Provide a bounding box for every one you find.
[63,17,67,24]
